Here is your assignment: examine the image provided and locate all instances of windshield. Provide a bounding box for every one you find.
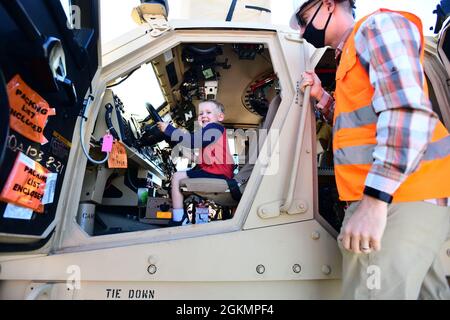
[109,63,165,121]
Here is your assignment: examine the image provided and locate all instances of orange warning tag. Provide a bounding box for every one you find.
[7,74,56,144]
[0,152,50,212]
[108,141,128,168]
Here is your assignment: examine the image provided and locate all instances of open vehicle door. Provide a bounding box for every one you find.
[0,1,345,300]
[0,0,101,253]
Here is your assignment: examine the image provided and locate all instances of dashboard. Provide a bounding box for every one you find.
[94,90,170,182]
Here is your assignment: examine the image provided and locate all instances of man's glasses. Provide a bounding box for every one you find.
[295,0,322,27]
[296,14,307,27]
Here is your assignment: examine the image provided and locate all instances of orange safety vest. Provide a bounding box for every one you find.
[333,9,450,202]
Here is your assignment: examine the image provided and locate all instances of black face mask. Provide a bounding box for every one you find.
[302,3,332,48]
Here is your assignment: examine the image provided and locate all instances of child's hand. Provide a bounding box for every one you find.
[157,122,169,132]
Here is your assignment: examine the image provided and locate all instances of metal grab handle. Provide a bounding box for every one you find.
[280,85,311,214]
[279,43,325,214]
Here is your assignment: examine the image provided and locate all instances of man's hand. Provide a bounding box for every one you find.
[300,70,324,101]
[157,121,169,133]
[339,195,388,254]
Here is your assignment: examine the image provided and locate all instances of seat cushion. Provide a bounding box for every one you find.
[180,178,230,193]
[180,178,239,206]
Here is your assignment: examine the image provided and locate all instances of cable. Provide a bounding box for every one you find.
[79,95,109,164]
[186,45,219,55]
[106,68,139,89]
[104,103,120,140]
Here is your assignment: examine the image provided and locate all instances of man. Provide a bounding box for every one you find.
[292,0,450,299]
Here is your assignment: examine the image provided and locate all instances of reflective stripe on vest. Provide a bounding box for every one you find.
[333,9,450,202]
[334,136,450,165]
[333,105,377,133]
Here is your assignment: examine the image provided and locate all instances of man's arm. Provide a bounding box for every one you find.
[355,12,437,202]
[341,12,437,254]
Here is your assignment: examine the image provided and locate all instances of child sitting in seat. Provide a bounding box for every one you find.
[157,100,234,224]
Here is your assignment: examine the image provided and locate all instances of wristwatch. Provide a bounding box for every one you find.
[363,186,393,204]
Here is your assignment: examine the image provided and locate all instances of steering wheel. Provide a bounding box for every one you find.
[146,103,163,123]
[140,103,163,124]
[139,103,167,147]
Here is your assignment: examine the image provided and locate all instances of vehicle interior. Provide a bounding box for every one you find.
[77,42,282,236]
[78,42,354,237]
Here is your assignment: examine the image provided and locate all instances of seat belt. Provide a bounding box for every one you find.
[226,179,242,201]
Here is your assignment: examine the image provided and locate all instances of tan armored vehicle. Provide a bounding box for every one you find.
[0,0,448,299]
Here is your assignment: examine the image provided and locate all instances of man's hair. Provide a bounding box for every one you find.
[200,100,225,114]
[336,0,356,10]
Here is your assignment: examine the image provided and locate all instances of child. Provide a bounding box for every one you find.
[157,100,234,224]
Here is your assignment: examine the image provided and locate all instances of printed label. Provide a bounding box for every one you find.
[0,152,50,211]
[42,173,57,205]
[108,141,128,168]
[3,203,33,220]
[7,74,56,144]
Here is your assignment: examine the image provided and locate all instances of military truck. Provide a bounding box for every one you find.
[0,0,448,299]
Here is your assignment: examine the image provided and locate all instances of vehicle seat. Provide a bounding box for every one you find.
[179,95,281,206]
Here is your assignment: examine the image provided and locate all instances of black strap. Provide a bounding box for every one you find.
[311,2,332,32]
[0,68,9,169]
[245,5,271,13]
[226,179,242,201]
[324,12,333,30]
[310,2,323,22]
[226,0,238,21]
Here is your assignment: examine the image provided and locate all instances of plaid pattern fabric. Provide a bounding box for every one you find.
[316,12,448,206]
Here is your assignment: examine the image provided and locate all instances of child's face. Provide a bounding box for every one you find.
[198,102,224,127]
